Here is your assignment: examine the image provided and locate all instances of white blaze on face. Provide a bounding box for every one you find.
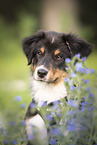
[34,65,49,81]
[51,37,55,43]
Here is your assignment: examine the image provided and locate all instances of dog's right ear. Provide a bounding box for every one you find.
[22,31,45,65]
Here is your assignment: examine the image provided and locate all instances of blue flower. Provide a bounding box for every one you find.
[89,68,95,74]
[89,113,93,117]
[51,128,61,136]
[85,67,89,74]
[27,134,34,141]
[21,138,26,141]
[81,126,86,131]
[0,127,4,131]
[65,67,69,71]
[21,120,25,126]
[11,140,17,145]
[86,87,91,92]
[64,77,68,82]
[70,72,77,78]
[65,58,71,63]
[4,139,8,144]
[2,130,7,135]
[84,79,90,84]
[68,110,75,115]
[45,114,53,121]
[78,106,85,112]
[70,85,75,91]
[67,122,77,132]
[20,103,26,108]
[42,101,47,107]
[75,53,80,58]
[89,92,94,97]
[81,101,88,106]
[30,102,36,108]
[76,62,83,69]
[68,80,72,86]
[84,96,88,100]
[87,106,94,111]
[10,121,16,126]
[56,113,61,117]
[15,96,22,102]
[53,100,60,109]
[50,138,57,145]
[82,57,86,61]
[76,63,84,73]
[51,112,55,116]
[67,100,78,108]
[54,100,60,105]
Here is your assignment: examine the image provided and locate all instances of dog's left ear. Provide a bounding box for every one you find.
[22,31,45,65]
[62,33,93,57]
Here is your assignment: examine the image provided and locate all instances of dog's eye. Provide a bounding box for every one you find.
[37,50,42,56]
[37,47,45,57]
[55,54,62,60]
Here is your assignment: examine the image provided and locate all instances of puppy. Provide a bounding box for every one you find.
[22,31,92,145]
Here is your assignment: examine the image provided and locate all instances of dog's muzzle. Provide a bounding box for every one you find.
[34,65,58,83]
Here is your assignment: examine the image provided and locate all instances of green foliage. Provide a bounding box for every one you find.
[0,14,36,145]
[0,56,97,145]
[0,13,37,81]
[40,56,97,145]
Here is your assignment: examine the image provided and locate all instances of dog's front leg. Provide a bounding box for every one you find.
[25,102,48,145]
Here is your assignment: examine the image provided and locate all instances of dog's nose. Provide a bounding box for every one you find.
[37,69,48,78]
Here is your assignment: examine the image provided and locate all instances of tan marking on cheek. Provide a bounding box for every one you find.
[54,50,60,56]
[40,47,45,54]
[55,69,68,79]
[32,59,33,64]
[31,63,37,72]
[48,65,68,84]
[48,69,54,80]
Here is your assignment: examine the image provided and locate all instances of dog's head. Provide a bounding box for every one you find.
[22,31,92,84]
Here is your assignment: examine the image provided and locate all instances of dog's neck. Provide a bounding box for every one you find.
[30,77,67,107]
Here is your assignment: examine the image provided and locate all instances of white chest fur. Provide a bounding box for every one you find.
[31,77,67,106]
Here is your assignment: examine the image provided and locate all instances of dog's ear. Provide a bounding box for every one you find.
[22,31,45,65]
[62,33,93,58]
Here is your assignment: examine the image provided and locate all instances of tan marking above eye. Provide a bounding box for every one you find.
[54,50,60,56]
[40,47,45,54]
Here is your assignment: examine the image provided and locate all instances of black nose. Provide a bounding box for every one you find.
[37,69,48,78]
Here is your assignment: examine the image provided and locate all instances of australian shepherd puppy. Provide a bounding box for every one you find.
[22,31,92,145]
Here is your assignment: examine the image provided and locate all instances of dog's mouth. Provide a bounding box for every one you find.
[34,77,58,84]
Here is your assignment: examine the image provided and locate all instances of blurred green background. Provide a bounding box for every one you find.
[0,0,97,116]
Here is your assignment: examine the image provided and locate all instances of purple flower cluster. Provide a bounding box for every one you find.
[11,140,17,145]
[45,114,53,121]
[15,95,22,101]
[67,100,78,108]
[75,63,84,73]
[51,128,61,136]
[67,120,77,132]
[4,139,8,144]
[50,138,57,145]
[65,58,71,63]
[0,56,96,145]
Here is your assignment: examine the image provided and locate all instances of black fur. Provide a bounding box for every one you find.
[23,31,92,66]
